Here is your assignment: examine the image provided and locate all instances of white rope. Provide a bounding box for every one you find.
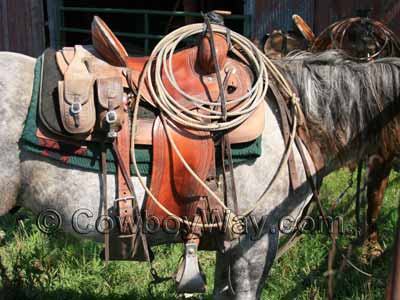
[148,24,268,131]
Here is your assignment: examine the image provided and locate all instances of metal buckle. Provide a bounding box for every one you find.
[114,196,137,237]
[114,196,135,205]
[107,129,118,139]
[105,110,118,124]
[70,102,82,114]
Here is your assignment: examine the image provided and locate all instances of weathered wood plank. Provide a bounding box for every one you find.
[0,0,45,56]
[0,0,10,50]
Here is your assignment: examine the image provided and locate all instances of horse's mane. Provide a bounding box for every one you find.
[275,50,400,161]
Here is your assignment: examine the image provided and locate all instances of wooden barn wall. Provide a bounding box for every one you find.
[0,0,45,57]
[249,0,315,43]
[313,0,391,33]
[382,0,400,35]
[250,0,400,44]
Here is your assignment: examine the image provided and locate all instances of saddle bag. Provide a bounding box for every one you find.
[96,77,125,137]
[58,46,96,135]
[53,45,128,139]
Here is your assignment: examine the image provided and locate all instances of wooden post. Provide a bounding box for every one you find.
[30,0,45,55]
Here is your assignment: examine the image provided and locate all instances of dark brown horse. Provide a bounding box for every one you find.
[264,15,400,261]
[314,16,400,261]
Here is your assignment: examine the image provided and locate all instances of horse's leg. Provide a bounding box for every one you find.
[364,154,393,257]
[0,135,22,215]
[213,231,279,300]
[0,54,35,215]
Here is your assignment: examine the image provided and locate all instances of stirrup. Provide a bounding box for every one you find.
[175,242,206,294]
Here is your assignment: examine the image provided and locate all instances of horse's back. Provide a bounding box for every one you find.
[0,51,36,78]
[0,51,36,130]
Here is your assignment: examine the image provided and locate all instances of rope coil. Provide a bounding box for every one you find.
[312,17,400,61]
[145,23,269,131]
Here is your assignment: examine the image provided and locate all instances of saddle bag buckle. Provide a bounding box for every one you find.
[70,101,82,127]
[106,110,118,124]
[105,110,119,138]
[70,102,82,114]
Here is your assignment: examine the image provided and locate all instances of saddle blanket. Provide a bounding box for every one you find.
[19,55,262,176]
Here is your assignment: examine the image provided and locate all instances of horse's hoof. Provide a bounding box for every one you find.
[359,239,384,264]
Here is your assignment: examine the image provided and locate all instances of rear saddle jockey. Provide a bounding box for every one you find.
[38,12,266,293]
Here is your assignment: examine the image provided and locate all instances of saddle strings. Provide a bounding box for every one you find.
[129,23,302,227]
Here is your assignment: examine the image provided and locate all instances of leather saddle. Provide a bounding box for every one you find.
[263,15,314,59]
[35,15,267,293]
[90,15,265,233]
[264,30,307,58]
[37,16,265,262]
[91,16,265,144]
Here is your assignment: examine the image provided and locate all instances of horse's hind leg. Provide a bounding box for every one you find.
[363,154,393,259]
[213,231,279,300]
[0,107,27,215]
[0,142,22,215]
[0,53,36,215]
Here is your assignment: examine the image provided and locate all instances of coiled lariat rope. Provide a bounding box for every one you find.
[129,23,302,228]
[312,17,400,61]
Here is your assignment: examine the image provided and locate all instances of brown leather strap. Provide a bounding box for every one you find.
[271,75,330,238]
[294,135,333,238]
[115,116,134,234]
[277,78,325,174]
[275,87,331,238]
[204,16,239,214]
[101,144,109,263]
[113,116,151,262]
[219,69,238,213]
[269,82,300,191]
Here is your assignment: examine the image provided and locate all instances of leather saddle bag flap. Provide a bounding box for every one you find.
[96,77,124,132]
[96,77,123,110]
[58,46,96,135]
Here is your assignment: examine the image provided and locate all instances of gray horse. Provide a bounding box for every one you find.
[1,50,400,299]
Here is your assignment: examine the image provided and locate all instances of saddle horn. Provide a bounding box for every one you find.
[197,32,229,74]
[292,14,316,44]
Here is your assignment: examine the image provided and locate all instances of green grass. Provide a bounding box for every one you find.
[0,169,399,299]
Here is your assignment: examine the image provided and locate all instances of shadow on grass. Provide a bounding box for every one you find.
[0,211,184,300]
[277,236,393,299]
[276,205,397,299]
